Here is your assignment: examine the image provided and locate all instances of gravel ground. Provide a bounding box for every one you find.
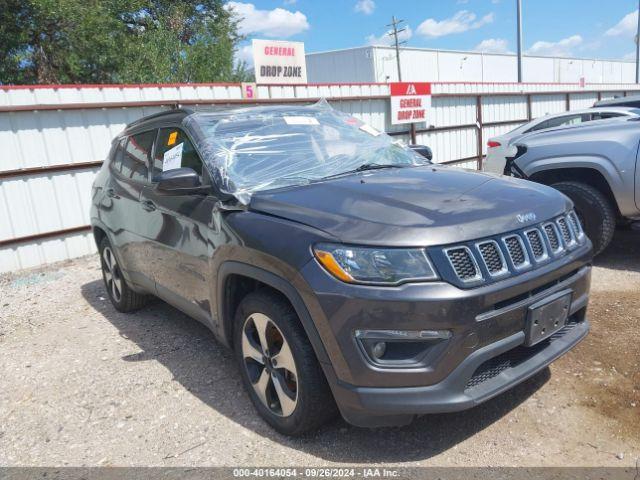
[0,230,639,467]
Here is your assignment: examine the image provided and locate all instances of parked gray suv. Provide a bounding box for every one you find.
[500,117,640,254]
[90,102,592,435]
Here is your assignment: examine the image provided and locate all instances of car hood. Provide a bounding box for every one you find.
[248,165,572,247]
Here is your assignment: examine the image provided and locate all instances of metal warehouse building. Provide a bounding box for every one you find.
[306,46,637,84]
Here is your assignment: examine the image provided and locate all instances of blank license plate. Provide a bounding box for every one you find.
[525,291,572,347]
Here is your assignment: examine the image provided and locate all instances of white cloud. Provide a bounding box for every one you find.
[366,26,413,46]
[606,10,638,37]
[474,38,512,54]
[235,44,254,67]
[226,2,309,38]
[526,35,583,57]
[354,0,375,15]
[416,10,494,38]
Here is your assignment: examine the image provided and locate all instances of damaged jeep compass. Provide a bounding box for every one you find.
[90,101,592,435]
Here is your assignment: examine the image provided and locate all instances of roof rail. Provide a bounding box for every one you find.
[125,107,195,129]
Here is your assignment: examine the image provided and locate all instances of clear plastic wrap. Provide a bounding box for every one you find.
[183,99,427,204]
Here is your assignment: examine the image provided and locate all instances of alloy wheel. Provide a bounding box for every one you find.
[241,313,298,417]
[102,246,123,303]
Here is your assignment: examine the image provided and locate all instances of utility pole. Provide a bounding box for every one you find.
[636,0,640,83]
[386,16,417,143]
[387,16,406,82]
[516,0,523,82]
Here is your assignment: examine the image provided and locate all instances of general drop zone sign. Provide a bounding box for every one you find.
[390,82,432,125]
[252,39,307,85]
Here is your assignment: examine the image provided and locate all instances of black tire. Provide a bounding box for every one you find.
[98,237,149,312]
[551,181,616,255]
[233,290,337,436]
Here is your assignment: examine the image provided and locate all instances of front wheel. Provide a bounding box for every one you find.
[233,291,337,436]
[551,181,616,255]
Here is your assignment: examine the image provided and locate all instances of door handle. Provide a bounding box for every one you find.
[106,188,120,199]
[141,200,157,212]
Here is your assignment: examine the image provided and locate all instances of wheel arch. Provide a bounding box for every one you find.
[216,261,331,366]
[527,166,621,217]
[92,224,108,249]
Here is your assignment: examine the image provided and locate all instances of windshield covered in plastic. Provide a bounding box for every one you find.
[184,100,428,204]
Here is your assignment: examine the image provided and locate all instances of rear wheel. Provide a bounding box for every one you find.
[233,290,337,436]
[551,181,616,255]
[99,237,148,312]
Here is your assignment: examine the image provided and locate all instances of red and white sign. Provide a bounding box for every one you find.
[252,39,307,85]
[390,82,431,125]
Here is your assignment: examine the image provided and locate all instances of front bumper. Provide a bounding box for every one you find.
[297,243,592,427]
[331,317,588,427]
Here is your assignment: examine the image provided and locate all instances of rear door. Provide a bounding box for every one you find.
[102,130,156,288]
[140,126,219,323]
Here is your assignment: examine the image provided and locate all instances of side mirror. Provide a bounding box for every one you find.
[154,168,207,195]
[409,144,433,161]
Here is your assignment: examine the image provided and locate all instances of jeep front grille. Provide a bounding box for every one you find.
[543,223,562,253]
[557,217,576,248]
[440,212,587,287]
[567,212,584,239]
[525,229,547,262]
[477,241,507,276]
[445,247,481,282]
[503,235,529,269]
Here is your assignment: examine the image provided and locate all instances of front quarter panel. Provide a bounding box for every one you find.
[210,210,351,376]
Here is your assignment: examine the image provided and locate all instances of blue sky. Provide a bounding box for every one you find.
[229,0,640,64]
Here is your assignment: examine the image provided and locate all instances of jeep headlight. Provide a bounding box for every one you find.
[313,244,438,285]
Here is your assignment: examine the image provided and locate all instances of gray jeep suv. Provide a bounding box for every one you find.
[90,102,592,435]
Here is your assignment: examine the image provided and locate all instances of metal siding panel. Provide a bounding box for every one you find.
[3,82,640,273]
[0,231,95,273]
[570,93,598,110]
[531,94,566,118]
[481,95,527,123]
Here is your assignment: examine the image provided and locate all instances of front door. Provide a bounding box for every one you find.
[140,127,219,324]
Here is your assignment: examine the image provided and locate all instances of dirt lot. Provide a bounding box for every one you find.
[1,230,638,467]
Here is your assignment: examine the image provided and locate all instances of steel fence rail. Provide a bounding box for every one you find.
[1,81,639,272]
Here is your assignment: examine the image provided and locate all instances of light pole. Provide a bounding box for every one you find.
[636,0,640,83]
[517,0,523,83]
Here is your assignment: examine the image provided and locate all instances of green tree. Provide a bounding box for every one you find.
[0,0,251,84]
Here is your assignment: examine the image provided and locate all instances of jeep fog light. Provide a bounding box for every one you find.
[354,329,452,368]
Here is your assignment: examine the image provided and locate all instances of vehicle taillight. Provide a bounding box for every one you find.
[487,140,501,148]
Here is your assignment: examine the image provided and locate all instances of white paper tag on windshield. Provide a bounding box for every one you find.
[163,143,184,172]
[359,124,381,136]
[284,116,320,125]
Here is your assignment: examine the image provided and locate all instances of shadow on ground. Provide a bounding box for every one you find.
[81,279,550,463]
[594,228,640,272]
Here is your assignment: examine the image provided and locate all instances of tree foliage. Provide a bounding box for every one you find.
[0,0,252,84]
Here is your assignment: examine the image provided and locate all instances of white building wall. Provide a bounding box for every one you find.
[306,46,637,84]
[304,47,377,83]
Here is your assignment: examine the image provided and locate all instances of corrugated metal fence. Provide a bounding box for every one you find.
[2,81,640,273]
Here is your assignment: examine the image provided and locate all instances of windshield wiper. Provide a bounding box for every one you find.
[320,163,405,181]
